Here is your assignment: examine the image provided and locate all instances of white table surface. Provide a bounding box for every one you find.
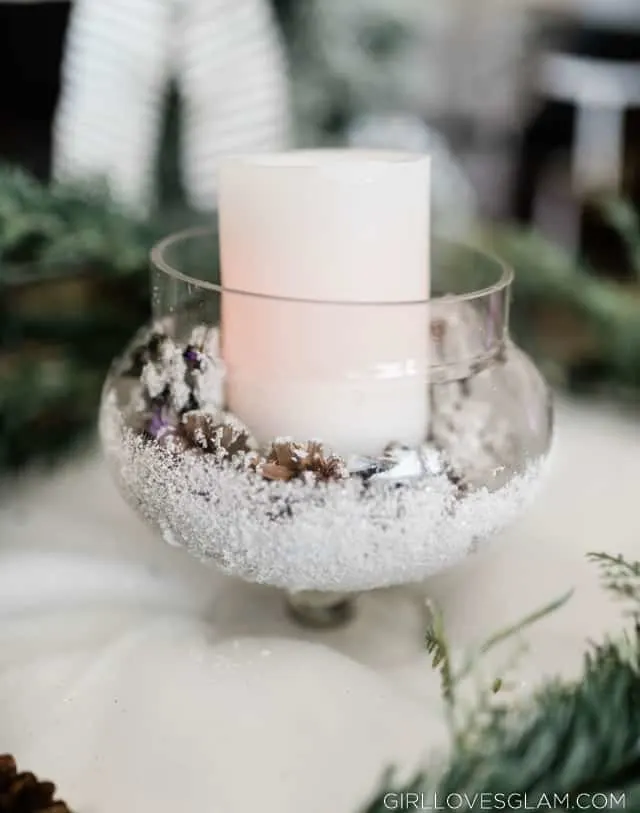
[0,395,638,813]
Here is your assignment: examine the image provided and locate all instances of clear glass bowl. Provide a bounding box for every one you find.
[99,229,553,623]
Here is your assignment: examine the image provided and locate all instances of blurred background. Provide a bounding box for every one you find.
[0,0,639,473]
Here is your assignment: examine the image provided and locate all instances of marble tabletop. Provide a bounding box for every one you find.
[0,395,638,813]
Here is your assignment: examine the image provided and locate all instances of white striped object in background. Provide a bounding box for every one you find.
[52,0,291,213]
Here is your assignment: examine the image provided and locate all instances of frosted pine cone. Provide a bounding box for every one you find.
[181,411,255,459]
[260,441,348,483]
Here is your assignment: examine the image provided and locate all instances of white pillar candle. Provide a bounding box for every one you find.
[218,150,430,458]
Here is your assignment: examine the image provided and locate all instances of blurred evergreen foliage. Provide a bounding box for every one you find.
[0,167,638,474]
[0,167,158,470]
[488,199,640,401]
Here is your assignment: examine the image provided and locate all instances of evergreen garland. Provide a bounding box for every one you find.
[363,553,640,812]
[487,199,640,401]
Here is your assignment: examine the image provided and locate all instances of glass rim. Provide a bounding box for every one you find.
[150,226,514,307]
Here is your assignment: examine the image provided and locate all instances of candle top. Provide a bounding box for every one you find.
[218,148,431,304]
[219,149,429,174]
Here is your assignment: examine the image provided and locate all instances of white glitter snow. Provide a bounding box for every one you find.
[99,390,551,593]
[140,337,191,412]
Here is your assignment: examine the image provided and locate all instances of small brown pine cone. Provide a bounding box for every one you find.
[312,456,348,483]
[157,427,192,455]
[182,412,253,458]
[260,463,296,482]
[267,441,301,468]
[216,424,253,458]
[0,754,72,812]
[262,441,346,483]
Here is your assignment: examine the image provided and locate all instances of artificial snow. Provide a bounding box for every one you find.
[100,390,548,593]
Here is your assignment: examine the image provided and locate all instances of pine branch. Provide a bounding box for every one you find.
[424,602,456,709]
[461,591,574,681]
[424,592,572,711]
[486,222,640,397]
[0,166,160,471]
[363,557,640,813]
[0,165,157,275]
[588,552,640,613]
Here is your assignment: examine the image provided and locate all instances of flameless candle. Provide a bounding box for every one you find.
[218,150,430,457]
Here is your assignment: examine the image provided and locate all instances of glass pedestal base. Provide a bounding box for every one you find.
[286,591,356,629]
[206,578,435,668]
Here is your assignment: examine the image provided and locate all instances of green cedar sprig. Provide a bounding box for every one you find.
[363,555,640,812]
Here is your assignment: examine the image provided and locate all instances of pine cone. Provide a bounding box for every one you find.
[156,426,192,455]
[181,412,253,458]
[260,441,347,483]
[0,755,71,812]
